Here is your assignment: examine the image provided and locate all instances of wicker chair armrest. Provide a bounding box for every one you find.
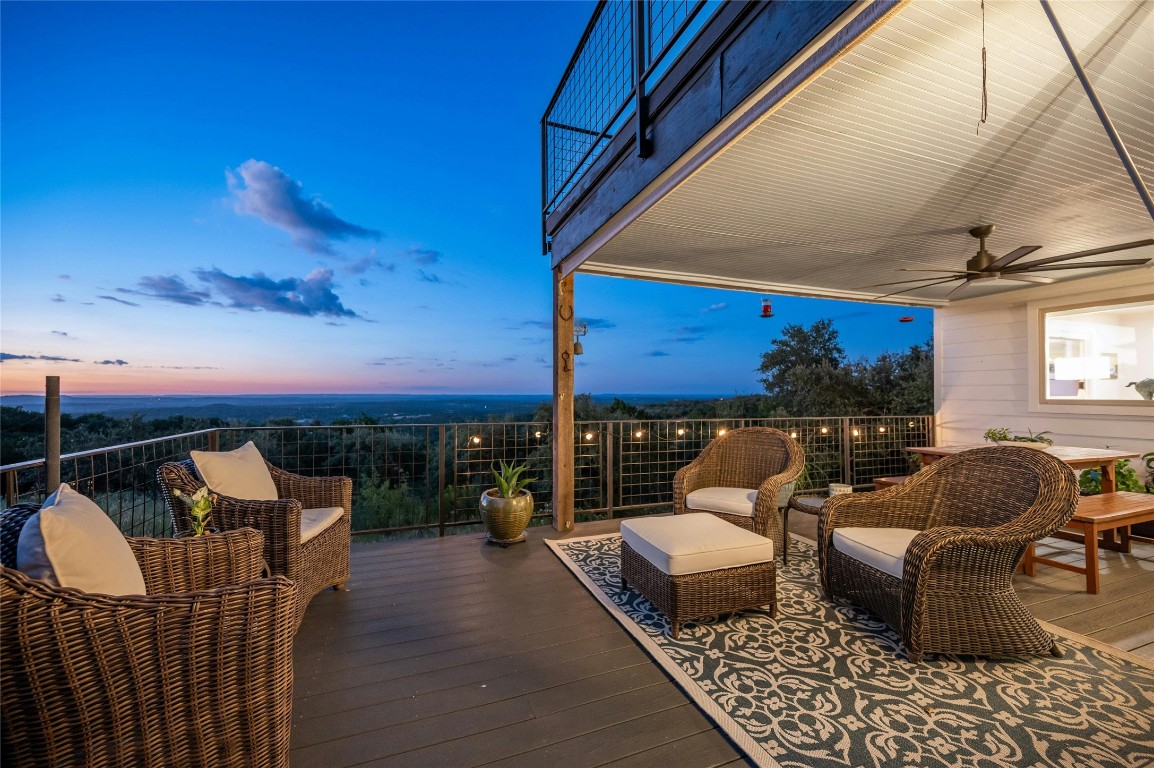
[129,527,265,594]
[673,450,722,511]
[212,495,302,578]
[820,488,932,533]
[0,567,295,768]
[268,464,353,513]
[753,462,805,529]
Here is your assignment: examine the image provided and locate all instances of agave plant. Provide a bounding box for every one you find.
[492,460,534,498]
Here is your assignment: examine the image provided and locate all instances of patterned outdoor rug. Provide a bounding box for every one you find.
[546,533,1154,768]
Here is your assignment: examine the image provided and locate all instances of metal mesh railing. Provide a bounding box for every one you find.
[542,0,716,218]
[2,431,217,537]
[543,1,632,215]
[2,415,933,537]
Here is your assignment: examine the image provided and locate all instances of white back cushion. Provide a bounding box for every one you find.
[191,441,277,500]
[16,483,147,595]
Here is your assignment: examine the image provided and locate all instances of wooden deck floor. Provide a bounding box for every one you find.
[291,516,1154,767]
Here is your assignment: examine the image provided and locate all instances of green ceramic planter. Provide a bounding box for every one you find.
[479,489,533,546]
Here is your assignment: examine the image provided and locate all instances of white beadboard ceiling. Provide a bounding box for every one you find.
[575,0,1154,306]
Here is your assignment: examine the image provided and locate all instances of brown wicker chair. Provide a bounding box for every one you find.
[1,509,296,768]
[673,427,805,559]
[818,446,1079,661]
[159,458,351,628]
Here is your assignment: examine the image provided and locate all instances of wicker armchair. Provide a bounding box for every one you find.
[673,427,805,559]
[159,458,351,628]
[818,446,1079,661]
[1,509,296,768]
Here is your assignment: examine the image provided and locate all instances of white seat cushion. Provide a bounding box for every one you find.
[621,513,774,576]
[831,527,921,579]
[16,483,147,595]
[191,441,278,500]
[685,487,757,518]
[301,507,344,545]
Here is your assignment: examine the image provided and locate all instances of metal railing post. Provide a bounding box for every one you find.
[841,417,853,486]
[605,421,616,518]
[632,0,652,157]
[207,429,219,452]
[438,426,447,537]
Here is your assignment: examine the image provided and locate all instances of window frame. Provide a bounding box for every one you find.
[1030,292,1154,413]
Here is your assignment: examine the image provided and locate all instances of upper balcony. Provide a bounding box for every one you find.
[542,0,1154,307]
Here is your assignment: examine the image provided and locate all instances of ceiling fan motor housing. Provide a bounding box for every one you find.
[967,224,998,276]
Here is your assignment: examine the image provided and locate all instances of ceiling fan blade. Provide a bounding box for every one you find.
[945,281,973,299]
[872,275,965,287]
[898,268,983,275]
[1007,238,1154,269]
[998,274,1055,284]
[873,277,961,300]
[986,245,1042,271]
[1004,258,1152,273]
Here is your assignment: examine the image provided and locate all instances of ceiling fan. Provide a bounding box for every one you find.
[874,224,1154,299]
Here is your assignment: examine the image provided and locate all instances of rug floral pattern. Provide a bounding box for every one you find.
[553,534,1154,768]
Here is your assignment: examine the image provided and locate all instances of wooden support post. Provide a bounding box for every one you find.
[553,267,575,531]
[45,376,61,495]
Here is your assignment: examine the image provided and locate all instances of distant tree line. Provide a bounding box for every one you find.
[534,319,933,422]
[2,320,932,466]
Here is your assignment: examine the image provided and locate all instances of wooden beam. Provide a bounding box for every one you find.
[45,376,60,494]
[552,268,575,531]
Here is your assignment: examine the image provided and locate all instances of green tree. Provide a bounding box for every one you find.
[757,320,849,414]
[757,322,932,416]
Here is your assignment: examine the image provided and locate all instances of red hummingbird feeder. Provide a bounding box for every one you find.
[760,297,774,318]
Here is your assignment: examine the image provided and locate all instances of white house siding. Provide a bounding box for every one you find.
[934,269,1154,479]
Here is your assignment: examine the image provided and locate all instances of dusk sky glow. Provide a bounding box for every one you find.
[1,1,932,397]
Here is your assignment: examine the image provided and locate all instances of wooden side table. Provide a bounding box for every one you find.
[1024,492,1154,594]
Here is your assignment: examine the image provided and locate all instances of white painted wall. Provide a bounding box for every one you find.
[933,268,1154,480]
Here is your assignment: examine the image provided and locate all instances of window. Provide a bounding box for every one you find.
[1041,297,1154,404]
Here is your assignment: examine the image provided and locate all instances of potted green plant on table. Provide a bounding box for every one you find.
[479,461,535,546]
[171,486,217,536]
[983,427,1054,450]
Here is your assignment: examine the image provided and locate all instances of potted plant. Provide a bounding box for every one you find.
[171,486,217,536]
[479,461,535,546]
[983,427,1054,450]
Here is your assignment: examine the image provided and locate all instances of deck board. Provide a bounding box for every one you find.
[292,516,1154,767]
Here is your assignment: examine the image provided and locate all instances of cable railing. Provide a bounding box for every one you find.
[541,0,719,224]
[1,415,933,537]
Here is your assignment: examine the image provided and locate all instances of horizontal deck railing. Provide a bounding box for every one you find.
[2,415,933,537]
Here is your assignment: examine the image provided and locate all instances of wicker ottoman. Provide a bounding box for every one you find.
[620,513,777,639]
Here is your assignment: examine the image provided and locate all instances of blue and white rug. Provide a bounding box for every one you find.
[546,533,1154,768]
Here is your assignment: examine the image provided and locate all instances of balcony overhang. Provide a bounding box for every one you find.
[551,0,1154,307]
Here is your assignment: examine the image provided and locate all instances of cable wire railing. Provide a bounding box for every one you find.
[2,415,932,538]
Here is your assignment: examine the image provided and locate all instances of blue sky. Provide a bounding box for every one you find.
[1,1,931,396]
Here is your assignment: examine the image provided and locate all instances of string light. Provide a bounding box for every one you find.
[789,431,797,439]
[534,431,542,438]
[470,436,481,445]
[717,428,728,436]
[676,428,686,437]
[820,427,829,435]
[584,432,594,441]
[879,426,887,433]
[852,429,860,437]
[634,430,644,439]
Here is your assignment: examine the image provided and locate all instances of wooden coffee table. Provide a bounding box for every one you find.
[1024,492,1154,594]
